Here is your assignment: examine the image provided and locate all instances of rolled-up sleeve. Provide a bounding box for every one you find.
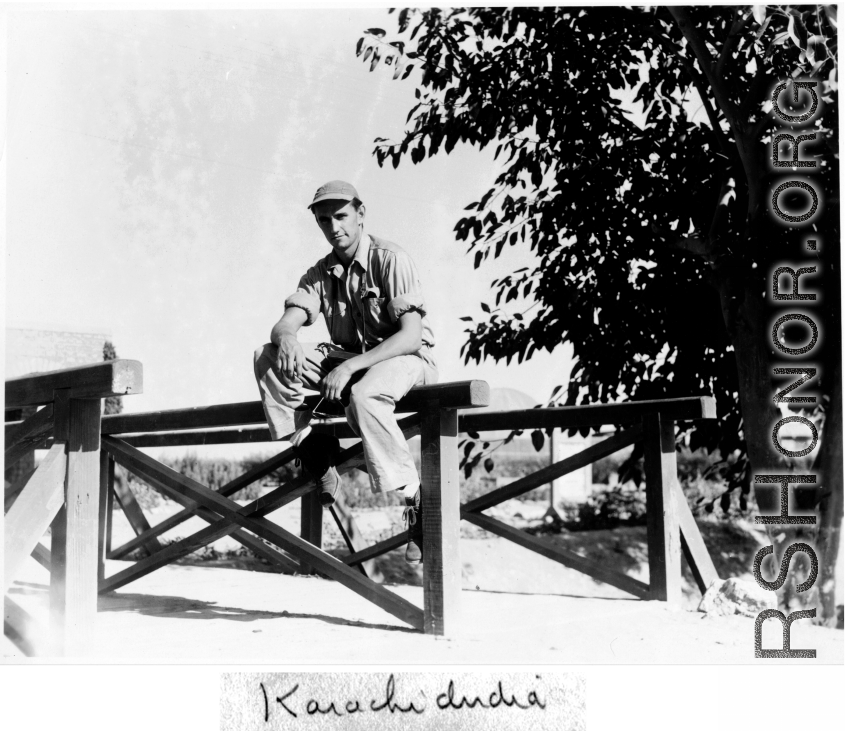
[383,251,427,322]
[284,267,323,326]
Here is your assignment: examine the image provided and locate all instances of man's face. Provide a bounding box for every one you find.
[313,199,365,258]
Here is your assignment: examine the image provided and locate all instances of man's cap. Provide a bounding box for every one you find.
[307,180,361,209]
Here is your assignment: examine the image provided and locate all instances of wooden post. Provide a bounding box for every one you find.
[49,389,70,652]
[299,490,323,575]
[642,413,682,604]
[549,428,556,506]
[50,397,102,655]
[106,457,115,557]
[97,451,112,587]
[49,503,68,652]
[420,402,461,636]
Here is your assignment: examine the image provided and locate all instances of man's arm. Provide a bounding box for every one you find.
[270,307,309,381]
[320,311,423,402]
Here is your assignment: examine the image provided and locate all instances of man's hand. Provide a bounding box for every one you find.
[321,362,355,402]
[276,334,305,381]
[270,307,309,381]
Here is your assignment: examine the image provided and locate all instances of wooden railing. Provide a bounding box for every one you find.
[458,397,720,601]
[4,360,143,655]
[92,381,489,637]
[96,392,717,627]
[6,359,720,652]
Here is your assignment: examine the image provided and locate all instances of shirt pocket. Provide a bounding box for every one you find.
[364,297,387,335]
[324,301,343,319]
[324,301,346,336]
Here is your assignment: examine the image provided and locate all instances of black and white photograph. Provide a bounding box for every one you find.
[2,1,844,726]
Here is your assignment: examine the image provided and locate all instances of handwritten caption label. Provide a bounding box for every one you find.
[221,672,585,731]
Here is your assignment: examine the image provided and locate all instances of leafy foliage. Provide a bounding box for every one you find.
[359,6,839,496]
[102,340,123,415]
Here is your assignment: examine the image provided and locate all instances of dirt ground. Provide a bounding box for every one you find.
[3,499,843,663]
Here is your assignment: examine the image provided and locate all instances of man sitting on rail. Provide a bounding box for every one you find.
[253,180,438,564]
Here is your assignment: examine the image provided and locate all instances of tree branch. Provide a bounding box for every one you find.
[657,174,734,268]
[738,60,773,125]
[668,6,768,225]
[707,178,735,244]
[627,10,734,156]
[668,7,738,127]
[667,235,717,264]
[752,112,776,141]
[715,9,754,80]
[678,56,734,157]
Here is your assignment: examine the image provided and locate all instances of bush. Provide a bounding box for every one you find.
[552,484,647,531]
[114,452,299,509]
[237,454,301,500]
[590,444,753,518]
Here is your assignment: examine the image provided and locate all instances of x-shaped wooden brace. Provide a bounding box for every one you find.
[340,424,717,600]
[101,416,424,631]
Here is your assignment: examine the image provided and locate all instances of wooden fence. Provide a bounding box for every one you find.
[6,359,720,655]
[4,360,143,655]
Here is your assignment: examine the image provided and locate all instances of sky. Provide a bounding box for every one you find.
[5,6,577,456]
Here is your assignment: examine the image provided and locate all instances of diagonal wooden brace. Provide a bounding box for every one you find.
[343,532,408,567]
[462,426,645,514]
[108,451,300,575]
[4,443,67,592]
[103,416,420,579]
[340,428,643,571]
[101,435,424,630]
[5,465,38,515]
[99,465,332,592]
[331,491,376,576]
[4,404,54,453]
[674,479,719,593]
[109,446,297,560]
[462,510,650,598]
[111,471,164,557]
[4,597,40,657]
[328,505,368,578]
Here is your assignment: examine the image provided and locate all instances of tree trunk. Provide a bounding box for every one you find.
[716,267,786,500]
[808,345,843,625]
[717,244,841,624]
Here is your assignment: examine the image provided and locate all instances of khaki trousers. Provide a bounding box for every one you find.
[253,343,438,492]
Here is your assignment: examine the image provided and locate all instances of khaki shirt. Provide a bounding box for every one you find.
[285,234,436,367]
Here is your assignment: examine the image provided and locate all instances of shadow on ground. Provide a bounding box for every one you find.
[6,578,415,633]
[97,591,416,633]
[529,520,766,602]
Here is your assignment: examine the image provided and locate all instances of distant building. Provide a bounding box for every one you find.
[5,323,111,379]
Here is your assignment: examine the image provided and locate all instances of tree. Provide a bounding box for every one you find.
[103,340,124,415]
[358,6,840,623]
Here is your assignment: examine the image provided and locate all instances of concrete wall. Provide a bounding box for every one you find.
[550,433,593,503]
[5,326,110,378]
